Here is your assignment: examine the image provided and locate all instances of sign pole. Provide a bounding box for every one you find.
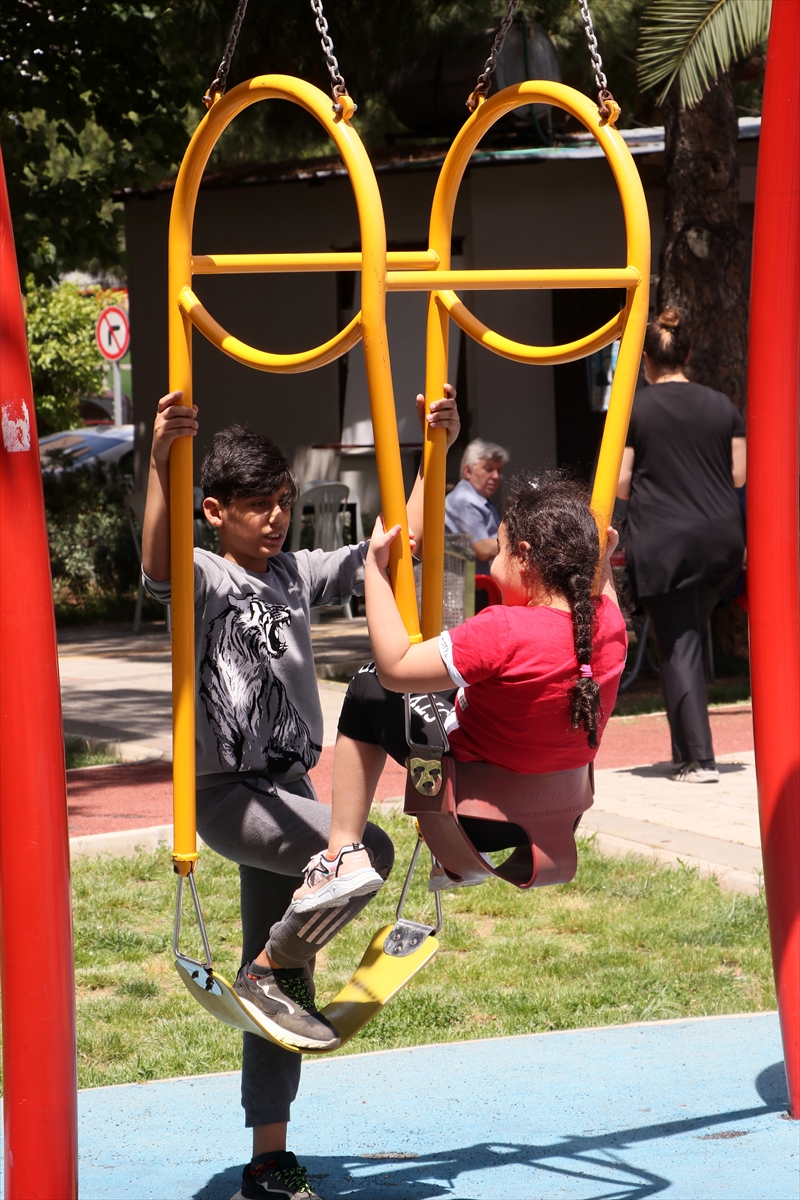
[113,359,123,426]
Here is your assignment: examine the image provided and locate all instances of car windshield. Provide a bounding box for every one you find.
[39,435,93,466]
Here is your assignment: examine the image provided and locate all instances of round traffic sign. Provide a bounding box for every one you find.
[95,305,130,361]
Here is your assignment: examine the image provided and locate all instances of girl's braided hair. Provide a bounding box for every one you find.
[502,470,603,748]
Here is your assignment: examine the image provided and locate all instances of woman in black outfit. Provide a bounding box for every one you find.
[617,309,747,783]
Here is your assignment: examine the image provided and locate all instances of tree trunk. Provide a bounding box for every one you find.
[658,75,748,410]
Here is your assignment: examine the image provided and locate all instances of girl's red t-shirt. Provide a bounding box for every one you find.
[439,596,627,773]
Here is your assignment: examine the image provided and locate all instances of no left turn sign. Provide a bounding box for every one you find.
[95,305,130,361]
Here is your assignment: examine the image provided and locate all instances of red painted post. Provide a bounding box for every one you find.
[0,152,79,1190]
[746,0,800,1119]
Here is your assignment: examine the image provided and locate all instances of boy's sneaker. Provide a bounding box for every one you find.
[233,963,340,1051]
[671,761,719,783]
[290,843,384,913]
[232,1150,323,1199]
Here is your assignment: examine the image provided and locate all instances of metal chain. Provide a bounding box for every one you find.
[467,0,521,112]
[203,0,250,108]
[309,0,356,116]
[576,0,616,119]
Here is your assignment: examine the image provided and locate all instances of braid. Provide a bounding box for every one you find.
[566,574,602,749]
[503,470,604,748]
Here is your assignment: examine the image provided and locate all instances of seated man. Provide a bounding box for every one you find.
[445,438,509,574]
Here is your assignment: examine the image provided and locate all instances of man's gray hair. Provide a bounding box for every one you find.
[460,438,510,475]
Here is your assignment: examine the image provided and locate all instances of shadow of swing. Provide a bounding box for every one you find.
[193,1064,788,1200]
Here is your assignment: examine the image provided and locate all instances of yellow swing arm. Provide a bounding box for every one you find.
[418,81,650,639]
[167,75,649,1052]
[168,76,436,1051]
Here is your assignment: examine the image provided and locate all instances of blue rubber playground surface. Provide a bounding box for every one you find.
[5,1012,797,1199]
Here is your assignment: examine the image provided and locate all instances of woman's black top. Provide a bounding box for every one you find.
[625,381,746,600]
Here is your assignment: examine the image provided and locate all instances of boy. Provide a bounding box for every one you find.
[142,386,459,1200]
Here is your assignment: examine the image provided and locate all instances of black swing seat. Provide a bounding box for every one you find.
[404,757,594,889]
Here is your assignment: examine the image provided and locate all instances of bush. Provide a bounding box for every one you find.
[25,278,126,435]
[43,460,140,606]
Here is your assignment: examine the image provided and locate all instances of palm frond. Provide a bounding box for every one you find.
[637,0,771,109]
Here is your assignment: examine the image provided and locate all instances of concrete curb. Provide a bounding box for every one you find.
[586,830,763,896]
[64,731,166,764]
[69,809,763,897]
[70,824,195,859]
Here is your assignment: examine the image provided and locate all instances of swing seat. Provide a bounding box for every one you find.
[404,757,594,888]
[175,922,438,1055]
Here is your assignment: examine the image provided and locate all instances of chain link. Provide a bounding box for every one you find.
[309,0,356,115]
[467,0,521,112]
[576,0,616,119]
[203,0,250,108]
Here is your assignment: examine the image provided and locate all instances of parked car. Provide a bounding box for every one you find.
[39,425,134,472]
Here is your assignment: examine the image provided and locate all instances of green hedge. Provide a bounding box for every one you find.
[44,460,141,615]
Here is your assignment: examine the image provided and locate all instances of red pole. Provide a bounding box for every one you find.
[747,0,800,1120]
[0,153,79,1190]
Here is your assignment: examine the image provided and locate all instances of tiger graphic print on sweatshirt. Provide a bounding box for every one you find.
[199,594,320,774]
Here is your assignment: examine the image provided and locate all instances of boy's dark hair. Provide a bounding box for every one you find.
[503,470,603,748]
[200,425,299,507]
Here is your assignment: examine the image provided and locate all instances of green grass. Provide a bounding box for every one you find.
[55,815,775,1091]
[65,737,121,769]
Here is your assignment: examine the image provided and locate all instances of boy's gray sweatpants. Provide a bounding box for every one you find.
[196,772,394,1128]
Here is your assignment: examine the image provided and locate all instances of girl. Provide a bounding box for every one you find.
[291,471,628,911]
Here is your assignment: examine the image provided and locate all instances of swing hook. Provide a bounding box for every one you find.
[466,0,521,113]
[577,0,620,126]
[202,0,250,110]
[310,0,357,120]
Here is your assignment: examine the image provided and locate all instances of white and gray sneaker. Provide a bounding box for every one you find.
[290,843,384,913]
[428,861,486,892]
[231,1150,323,1199]
[233,964,340,1051]
[671,761,720,783]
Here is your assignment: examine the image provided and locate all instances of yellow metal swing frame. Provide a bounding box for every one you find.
[168,75,649,1052]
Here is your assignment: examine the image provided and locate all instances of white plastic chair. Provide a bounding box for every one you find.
[290,482,354,619]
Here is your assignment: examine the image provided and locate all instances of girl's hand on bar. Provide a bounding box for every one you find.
[416,383,460,449]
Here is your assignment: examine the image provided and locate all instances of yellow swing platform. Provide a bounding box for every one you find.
[167,9,649,1056]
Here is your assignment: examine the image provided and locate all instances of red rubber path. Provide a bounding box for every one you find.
[67,706,754,839]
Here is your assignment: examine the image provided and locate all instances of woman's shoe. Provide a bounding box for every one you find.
[671,761,719,783]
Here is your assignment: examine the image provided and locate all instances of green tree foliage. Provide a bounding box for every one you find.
[3,0,650,279]
[637,0,771,109]
[1,0,197,279]
[25,279,123,433]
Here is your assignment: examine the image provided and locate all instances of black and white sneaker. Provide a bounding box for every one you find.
[231,1151,323,1199]
[233,963,340,1051]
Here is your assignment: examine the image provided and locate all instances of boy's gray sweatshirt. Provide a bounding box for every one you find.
[144,545,366,783]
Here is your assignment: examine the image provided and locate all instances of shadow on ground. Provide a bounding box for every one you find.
[624,761,748,780]
[194,1064,788,1200]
